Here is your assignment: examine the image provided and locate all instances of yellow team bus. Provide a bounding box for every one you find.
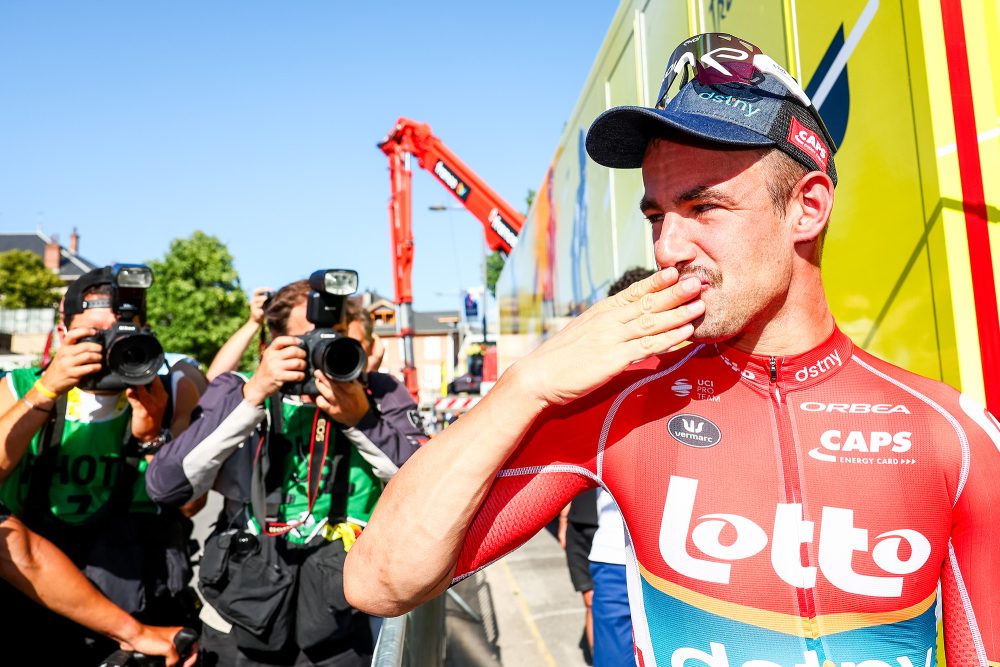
[496,0,1000,419]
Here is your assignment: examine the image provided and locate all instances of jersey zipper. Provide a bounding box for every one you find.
[768,356,819,638]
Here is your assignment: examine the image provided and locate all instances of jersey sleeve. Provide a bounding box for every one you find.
[145,372,264,506]
[452,375,624,583]
[943,394,1000,666]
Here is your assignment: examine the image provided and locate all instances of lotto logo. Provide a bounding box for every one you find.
[659,476,930,597]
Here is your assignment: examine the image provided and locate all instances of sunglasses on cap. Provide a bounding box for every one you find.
[654,32,838,154]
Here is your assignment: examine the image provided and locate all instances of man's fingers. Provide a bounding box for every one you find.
[274,358,306,373]
[278,370,306,383]
[273,345,307,361]
[68,348,103,365]
[269,336,304,352]
[62,327,98,345]
[620,274,702,324]
[628,323,696,357]
[70,363,104,378]
[611,267,679,307]
[148,377,167,398]
[624,298,705,341]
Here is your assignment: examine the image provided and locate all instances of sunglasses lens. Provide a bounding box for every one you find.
[692,35,762,86]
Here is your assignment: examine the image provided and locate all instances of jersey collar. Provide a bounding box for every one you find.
[712,326,854,392]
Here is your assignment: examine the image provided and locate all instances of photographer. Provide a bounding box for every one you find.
[0,265,203,663]
[146,271,425,666]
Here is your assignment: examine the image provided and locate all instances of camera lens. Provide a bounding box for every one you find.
[107,332,165,385]
[230,531,259,563]
[316,336,367,383]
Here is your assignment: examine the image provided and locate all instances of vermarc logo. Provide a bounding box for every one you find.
[667,414,722,448]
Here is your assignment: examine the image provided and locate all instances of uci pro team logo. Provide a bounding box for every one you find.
[668,414,722,448]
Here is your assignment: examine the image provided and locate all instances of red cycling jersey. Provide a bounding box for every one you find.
[454,328,1000,667]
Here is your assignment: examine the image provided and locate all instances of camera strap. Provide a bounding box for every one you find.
[252,399,333,537]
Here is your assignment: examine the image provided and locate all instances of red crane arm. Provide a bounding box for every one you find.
[379,118,525,257]
[378,117,525,400]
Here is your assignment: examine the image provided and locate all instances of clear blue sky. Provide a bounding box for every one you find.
[0,2,617,312]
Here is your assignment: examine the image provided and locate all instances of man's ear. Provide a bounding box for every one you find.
[57,297,70,338]
[790,171,835,244]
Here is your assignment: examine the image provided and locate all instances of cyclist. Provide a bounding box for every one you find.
[345,33,999,666]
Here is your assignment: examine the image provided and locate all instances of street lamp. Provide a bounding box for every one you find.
[428,203,489,344]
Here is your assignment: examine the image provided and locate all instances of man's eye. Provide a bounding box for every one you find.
[693,203,717,213]
[644,214,663,225]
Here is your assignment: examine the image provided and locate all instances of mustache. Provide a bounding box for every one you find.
[675,265,723,288]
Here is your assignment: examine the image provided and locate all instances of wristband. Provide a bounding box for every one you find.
[136,428,172,455]
[32,380,58,400]
[21,397,53,414]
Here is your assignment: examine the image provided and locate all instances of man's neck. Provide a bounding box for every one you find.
[725,271,835,358]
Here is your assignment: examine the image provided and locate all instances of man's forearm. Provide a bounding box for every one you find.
[207,320,259,381]
[0,516,143,643]
[146,373,264,505]
[344,365,546,616]
[0,387,53,482]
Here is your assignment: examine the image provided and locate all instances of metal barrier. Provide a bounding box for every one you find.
[371,594,446,667]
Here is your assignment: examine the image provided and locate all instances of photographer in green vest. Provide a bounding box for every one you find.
[146,270,425,666]
[0,264,202,664]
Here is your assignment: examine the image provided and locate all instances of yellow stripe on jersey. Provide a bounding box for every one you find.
[638,563,936,638]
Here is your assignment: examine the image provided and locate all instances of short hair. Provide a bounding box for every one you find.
[264,279,310,337]
[344,296,373,342]
[608,267,656,298]
[759,148,809,215]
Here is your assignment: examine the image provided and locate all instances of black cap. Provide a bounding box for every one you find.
[62,266,114,323]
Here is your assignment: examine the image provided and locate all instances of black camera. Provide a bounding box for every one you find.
[78,264,165,391]
[282,269,367,396]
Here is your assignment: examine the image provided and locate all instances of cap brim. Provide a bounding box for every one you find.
[585,106,776,169]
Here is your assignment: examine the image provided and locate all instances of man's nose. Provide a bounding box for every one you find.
[652,214,697,269]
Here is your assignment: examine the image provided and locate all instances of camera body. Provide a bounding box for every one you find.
[79,322,164,391]
[281,269,367,397]
[77,264,165,392]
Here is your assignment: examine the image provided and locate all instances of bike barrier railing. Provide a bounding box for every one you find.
[371,594,446,667]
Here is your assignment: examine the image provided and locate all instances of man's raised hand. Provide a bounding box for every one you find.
[517,267,704,408]
[242,336,307,405]
[40,328,103,396]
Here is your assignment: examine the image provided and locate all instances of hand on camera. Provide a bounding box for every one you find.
[313,370,369,427]
[243,336,306,406]
[127,379,168,442]
[120,624,198,667]
[40,327,103,397]
[249,287,271,326]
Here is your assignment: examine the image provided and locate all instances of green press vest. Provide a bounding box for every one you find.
[2,368,156,524]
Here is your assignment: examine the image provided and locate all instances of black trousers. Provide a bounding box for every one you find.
[199,612,373,667]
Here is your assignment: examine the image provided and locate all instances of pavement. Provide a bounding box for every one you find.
[445,526,592,667]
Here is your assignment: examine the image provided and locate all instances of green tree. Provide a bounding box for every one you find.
[0,249,64,309]
[146,231,254,370]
